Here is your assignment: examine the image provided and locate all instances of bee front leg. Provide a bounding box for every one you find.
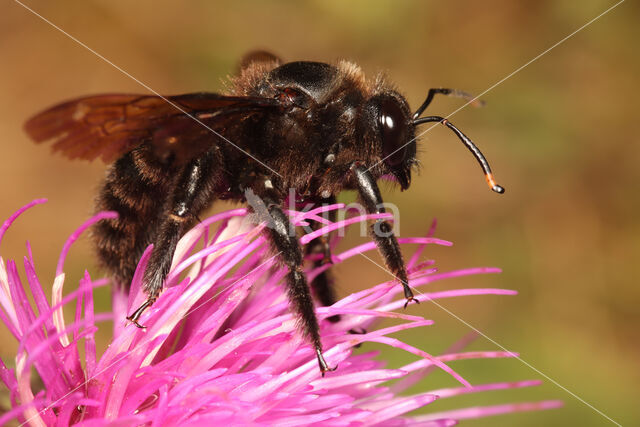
[352,165,418,308]
[127,151,219,327]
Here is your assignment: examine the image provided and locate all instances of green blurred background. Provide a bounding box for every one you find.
[1,1,638,425]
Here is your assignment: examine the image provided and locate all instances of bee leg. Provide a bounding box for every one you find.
[352,165,418,308]
[304,197,340,323]
[305,234,337,311]
[127,298,156,328]
[258,196,336,376]
[305,213,367,342]
[127,151,219,327]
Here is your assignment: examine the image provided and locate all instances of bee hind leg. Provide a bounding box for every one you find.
[127,150,220,327]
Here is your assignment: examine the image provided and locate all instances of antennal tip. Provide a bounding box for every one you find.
[492,185,505,194]
[485,173,505,194]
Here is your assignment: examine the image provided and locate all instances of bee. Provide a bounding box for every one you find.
[24,51,503,375]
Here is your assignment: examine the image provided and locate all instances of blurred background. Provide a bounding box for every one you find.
[1,1,638,425]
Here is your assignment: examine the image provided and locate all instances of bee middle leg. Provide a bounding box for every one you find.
[304,196,340,322]
[251,192,335,375]
[127,150,220,327]
[305,234,337,309]
[304,203,369,341]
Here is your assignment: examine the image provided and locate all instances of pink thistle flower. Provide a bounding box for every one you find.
[0,199,561,425]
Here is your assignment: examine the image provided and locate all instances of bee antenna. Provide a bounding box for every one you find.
[412,88,485,120]
[413,116,504,194]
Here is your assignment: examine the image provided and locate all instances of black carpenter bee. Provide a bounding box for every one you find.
[24,51,503,375]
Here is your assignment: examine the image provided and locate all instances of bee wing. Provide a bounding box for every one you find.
[24,93,279,163]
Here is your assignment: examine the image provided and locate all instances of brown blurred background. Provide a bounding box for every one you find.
[1,1,638,425]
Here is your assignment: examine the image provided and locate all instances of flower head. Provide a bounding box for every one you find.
[0,199,561,425]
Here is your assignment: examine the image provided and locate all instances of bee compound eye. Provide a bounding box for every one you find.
[379,99,408,167]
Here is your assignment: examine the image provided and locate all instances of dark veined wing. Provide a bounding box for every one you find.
[24,93,279,163]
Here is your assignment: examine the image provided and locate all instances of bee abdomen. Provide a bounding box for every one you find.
[93,148,173,288]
